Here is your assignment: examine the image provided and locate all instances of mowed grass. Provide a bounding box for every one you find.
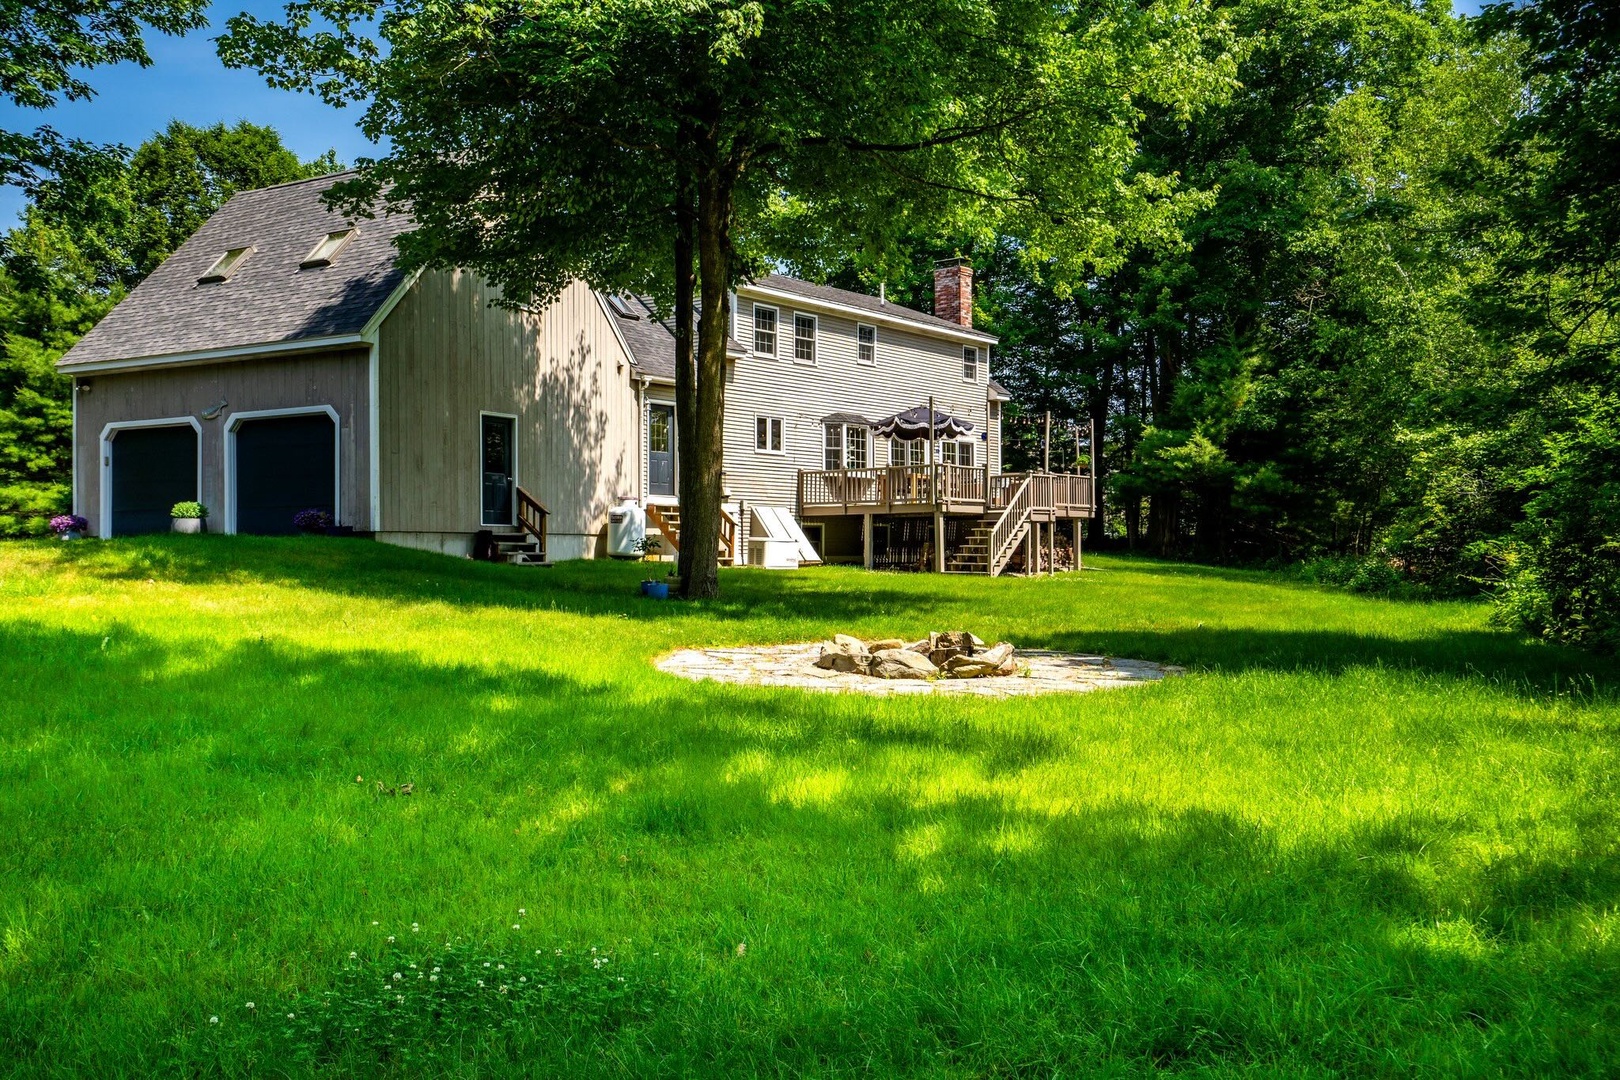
[2,537,1618,1077]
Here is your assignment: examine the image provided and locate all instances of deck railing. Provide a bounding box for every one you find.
[801,466,1092,516]
[987,475,1034,576]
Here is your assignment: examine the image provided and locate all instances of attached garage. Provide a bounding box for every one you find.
[104,422,200,537]
[229,408,338,535]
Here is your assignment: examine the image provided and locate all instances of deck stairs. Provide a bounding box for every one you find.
[645,503,737,566]
[945,476,1034,577]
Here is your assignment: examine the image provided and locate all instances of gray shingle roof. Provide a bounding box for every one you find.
[751,274,998,343]
[58,171,414,368]
[603,293,747,381]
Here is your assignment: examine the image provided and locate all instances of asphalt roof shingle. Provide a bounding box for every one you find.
[59,171,414,368]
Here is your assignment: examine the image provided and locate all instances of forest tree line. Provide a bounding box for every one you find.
[1,0,1615,648]
[828,0,1617,652]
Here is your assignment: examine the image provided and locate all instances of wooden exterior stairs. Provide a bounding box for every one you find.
[483,486,551,566]
[946,476,1035,576]
[645,503,738,566]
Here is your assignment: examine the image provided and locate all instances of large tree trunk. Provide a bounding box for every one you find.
[672,164,697,589]
[1087,327,1116,542]
[677,155,736,600]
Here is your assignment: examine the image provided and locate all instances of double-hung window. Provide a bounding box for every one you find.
[794,313,817,364]
[890,438,925,466]
[940,440,974,467]
[856,323,877,365]
[963,345,979,381]
[824,423,869,468]
[755,415,784,453]
[754,305,778,356]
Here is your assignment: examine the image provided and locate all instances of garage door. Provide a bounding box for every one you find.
[234,413,336,535]
[110,425,198,536]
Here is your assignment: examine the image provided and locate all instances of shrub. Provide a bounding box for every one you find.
[48,513,88,535]
[293,508,333,532]
[171,501,208,519]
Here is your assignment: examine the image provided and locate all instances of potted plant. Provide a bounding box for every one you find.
[50,514,89,541]
[170,502,208,534]
[293,508,332,534]
[634,534,664,562]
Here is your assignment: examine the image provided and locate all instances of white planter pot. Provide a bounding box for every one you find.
[171,517,205,534]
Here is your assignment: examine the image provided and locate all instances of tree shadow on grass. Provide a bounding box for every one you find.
[40,535,966,627]
[1042,625,1619,700]
[27,536,1620,701]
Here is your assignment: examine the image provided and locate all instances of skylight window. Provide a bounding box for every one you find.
[606,294,641,320]
[301,229,356,268]
[198,247,253,284]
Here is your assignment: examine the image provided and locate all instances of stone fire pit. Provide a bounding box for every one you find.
[657,631,1180,698]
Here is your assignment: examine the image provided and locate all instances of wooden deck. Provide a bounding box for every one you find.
[798,465,1093,520]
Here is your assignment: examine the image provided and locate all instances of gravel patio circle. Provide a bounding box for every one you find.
[656,644,1182,697]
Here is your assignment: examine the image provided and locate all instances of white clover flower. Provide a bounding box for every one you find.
[483,962,491,968]
[432,966,441,973]
[518,976,527,983]
[512,924,520,930]
[287,1012,295,1020]
[555,949,562,956]
[430,974,438,982]
[372,920,379,926]
[477,979,485,987]
[392,972,403,982]
[496,963,505,970]
[518,908,526,916]
[349,951,357,960]
[245,1002,255,1010]
[209,1016,219,1024]
[408,962,416,969]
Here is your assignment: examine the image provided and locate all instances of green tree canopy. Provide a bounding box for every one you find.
[0,0,210,187]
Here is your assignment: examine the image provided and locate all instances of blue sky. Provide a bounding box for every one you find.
[2,0,1492,229]
[0,0,381,226]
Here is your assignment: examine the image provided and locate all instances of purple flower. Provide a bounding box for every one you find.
[292,508,333,532]
[49,515,89,535]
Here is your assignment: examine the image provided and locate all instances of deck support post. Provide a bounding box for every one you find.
[863,513,875,570]
[932,509,946,573]
[1025,523,1035,576]
[1075,516,1083,571]
[1047,521,1055,576]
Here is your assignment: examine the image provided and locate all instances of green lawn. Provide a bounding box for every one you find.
[2,537,1618,1077]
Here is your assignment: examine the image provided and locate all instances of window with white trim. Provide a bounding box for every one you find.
[755,415,784,453]
[940,440,975,466]
[824,423,868,468]
[890,438,925,466]
[857,323,876,365]
[963,345,979,380]
[753,304,778,356]
[794,313,817,364]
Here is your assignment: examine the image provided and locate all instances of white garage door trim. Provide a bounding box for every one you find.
[223,405,341,535]
[98,416,203,539]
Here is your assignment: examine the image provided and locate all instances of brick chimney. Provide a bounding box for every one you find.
[933,258,974,327]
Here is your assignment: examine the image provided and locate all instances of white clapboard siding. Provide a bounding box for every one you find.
[721,288,995,511]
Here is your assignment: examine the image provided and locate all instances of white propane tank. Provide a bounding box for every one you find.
[607,498,647,559]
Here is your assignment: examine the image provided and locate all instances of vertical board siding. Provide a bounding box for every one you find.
[73,348,371,536]
[378,272,637,547]
[721,289,995,511]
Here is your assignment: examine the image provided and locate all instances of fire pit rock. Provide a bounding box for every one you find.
[813,630,1020,680]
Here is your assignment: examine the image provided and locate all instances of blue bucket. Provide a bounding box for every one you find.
[642,580,670,599]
